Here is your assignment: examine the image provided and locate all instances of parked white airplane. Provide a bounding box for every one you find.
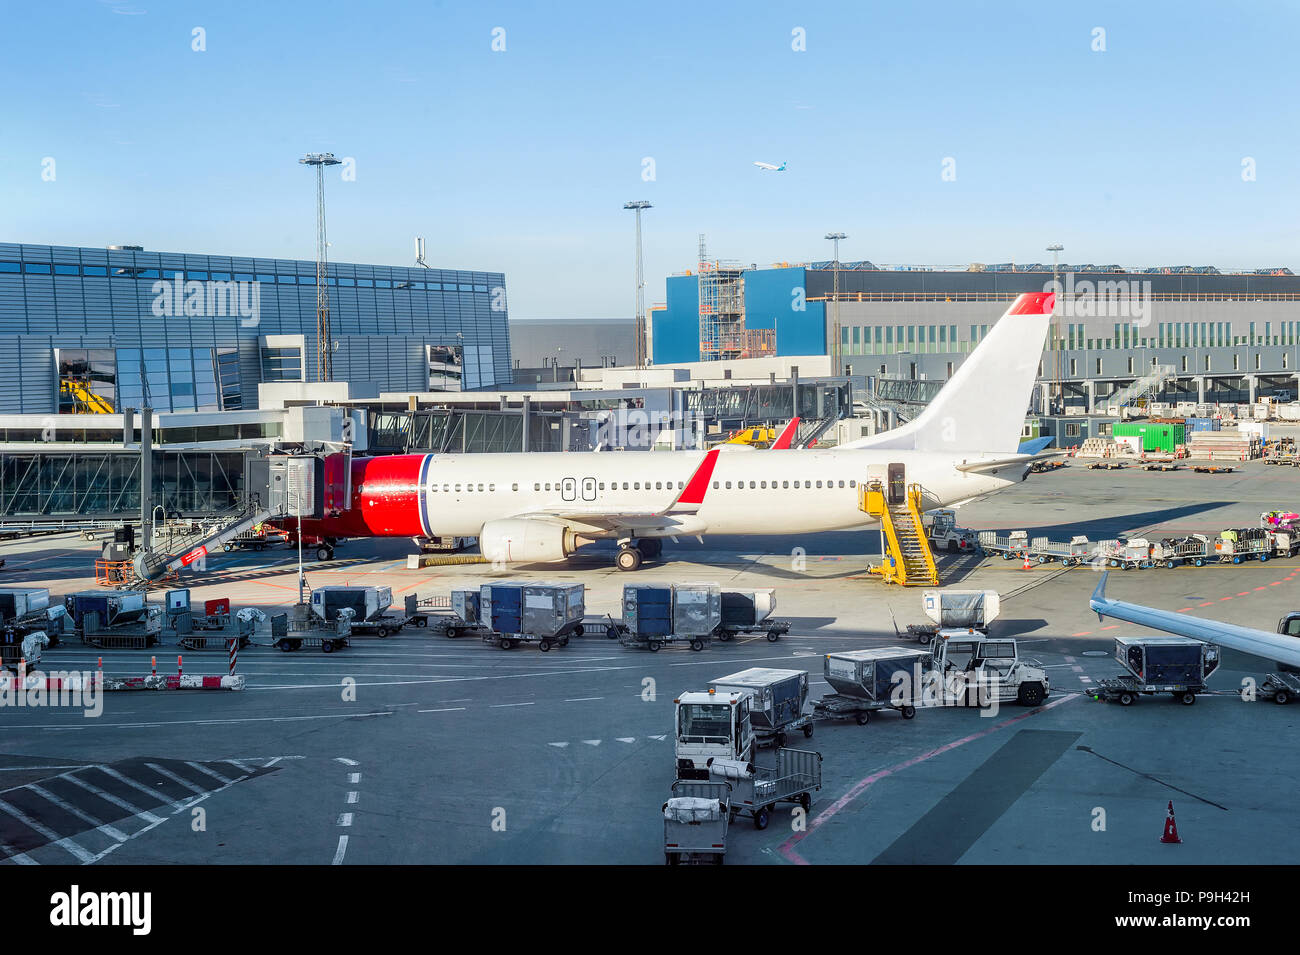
[753,161,787,171]
[288,291,1055,571]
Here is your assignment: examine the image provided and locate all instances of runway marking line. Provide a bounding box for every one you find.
[778,693,1080,866]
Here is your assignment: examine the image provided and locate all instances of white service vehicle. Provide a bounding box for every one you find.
[928,631,1050,707]
[674,688,755,780]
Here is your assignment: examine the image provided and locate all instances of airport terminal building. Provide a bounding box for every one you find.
[0,242,512,415]
[651,260,1300,411]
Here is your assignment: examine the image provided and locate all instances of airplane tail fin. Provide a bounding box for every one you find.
[841,291,1054,454]
[771,417,800,450]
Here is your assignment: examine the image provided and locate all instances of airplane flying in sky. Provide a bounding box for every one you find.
[753,161,787,171]
[274,291,1056,571]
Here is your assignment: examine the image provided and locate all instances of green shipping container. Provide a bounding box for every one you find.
[1113,422,1185,452]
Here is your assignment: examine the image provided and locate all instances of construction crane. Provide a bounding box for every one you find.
[299,152,342,382]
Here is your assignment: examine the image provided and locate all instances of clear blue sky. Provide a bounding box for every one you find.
[2,0,1297,318]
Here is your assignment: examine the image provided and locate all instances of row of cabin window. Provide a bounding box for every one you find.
[429,478,858,493]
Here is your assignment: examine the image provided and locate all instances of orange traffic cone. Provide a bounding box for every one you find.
[1160,800,1181,844]
[1022,552,1033,571]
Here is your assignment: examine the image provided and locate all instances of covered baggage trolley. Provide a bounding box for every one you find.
[708,748,822,830]
[708,668,812,745]
[814,646,929,724]
[479,582,585,651]
[715,589,789,643]
[620,583,720,652]
[663,780,731,865]
[1090,636,1220,706]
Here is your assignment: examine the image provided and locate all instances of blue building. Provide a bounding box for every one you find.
[0,242,512,414]
[653,266,826,364]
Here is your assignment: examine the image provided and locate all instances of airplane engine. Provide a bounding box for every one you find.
[479,519,581,564]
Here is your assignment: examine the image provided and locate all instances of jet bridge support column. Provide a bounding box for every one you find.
[139,407,154,555]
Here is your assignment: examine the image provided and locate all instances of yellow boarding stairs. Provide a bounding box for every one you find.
[859,480,939,586]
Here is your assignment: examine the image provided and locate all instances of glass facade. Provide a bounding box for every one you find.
[0,242,511,413]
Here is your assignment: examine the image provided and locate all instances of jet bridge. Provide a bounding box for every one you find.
[130,452,351,583]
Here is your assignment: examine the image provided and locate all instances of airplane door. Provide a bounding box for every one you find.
[887,463,906,505]
[561,477,577,501]
[581,477,596,501]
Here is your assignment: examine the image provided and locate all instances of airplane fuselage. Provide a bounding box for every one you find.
[293,448,1021,543]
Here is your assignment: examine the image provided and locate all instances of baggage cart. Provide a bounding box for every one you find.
[1029,535,1093,566]
[1150,534,1210,567]
[1104,538,1157,570]
[1267,529,1300,559]
[1087,460,1125,469]
[977,530,1031,560]
[268,607,354,654]
[708,748,822,830]
[1191,464,1235,473]
[1215,528,1271,564]
[1090,636,1220,706]
[1250,672,1300,705]
[663,780,731,865]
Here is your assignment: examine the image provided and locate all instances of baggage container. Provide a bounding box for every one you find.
[480,582,584,639]
[920,590,1000,630]
[65,590,147,628]
[624,583,720,638]
[310,585,393,623]
[708,668,808,732]
[1115,636,1219,685]
[720,589,776,628]
[824,646,930,702]
[451,589,480,625]
[0,588,50,622]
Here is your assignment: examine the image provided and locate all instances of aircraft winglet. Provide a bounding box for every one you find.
[672,448,720,508]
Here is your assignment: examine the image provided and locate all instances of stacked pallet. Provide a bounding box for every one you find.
[1186,431,1258,461]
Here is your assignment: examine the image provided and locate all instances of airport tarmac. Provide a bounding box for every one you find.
[0,458,1297,865]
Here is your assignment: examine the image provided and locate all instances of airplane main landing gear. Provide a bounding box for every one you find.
[616,546,642,572]
[636,538,662,561]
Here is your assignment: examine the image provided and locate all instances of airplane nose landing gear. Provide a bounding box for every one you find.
[616,545,642,572]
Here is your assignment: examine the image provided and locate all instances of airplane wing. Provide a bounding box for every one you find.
[770,417,800,450]
[953,455,1035,474]
[1018,436,1055,455]
[504,448,720,536]
[1090,572,1300,668]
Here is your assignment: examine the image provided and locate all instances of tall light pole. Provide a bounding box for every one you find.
[825,233,847,374]
[1047,243,1064,411]
[300,152,342,383]
[625,201,651,369]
